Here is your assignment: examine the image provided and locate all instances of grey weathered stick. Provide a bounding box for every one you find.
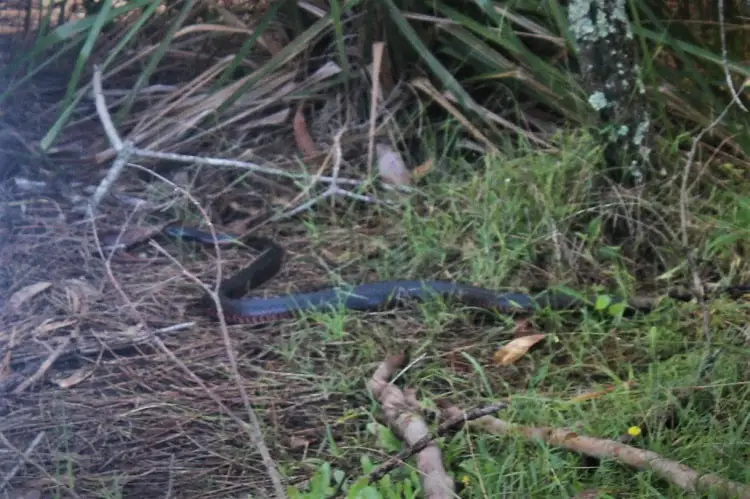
[89,65,133,211]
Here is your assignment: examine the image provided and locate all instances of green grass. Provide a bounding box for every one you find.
[267,132,750,498]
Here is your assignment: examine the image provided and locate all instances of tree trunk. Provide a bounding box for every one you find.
[569,0,653,186]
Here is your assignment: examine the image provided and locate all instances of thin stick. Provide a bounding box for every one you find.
[89,62,387,218]
[275,126,391,220]
[12,334,75,394]
[87,71,287,497]
[717,0,747,112]
[366,42,385,176]
[130,165,287,499]
[89,65,133,211]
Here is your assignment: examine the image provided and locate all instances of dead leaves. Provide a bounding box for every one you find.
[375,144,434,186]
[493,333,547,366]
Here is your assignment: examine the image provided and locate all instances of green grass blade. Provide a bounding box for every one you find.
[380,0,477,111]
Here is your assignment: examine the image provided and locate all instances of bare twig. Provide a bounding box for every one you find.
[440,404,750,499]
[12,332,76,394]
[164,454,175,499]
[129,165,288,499]
[92,65,123,152]
[717,0,747,112]
[275,126,390,220]
[90,202,153,324]
[366,42,385,176]
[87,73,287,498]
[89,65,133,211]
[89,64,390,221]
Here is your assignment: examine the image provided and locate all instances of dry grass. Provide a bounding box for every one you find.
[0,178,344,496]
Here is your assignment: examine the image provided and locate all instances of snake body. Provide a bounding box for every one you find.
[163,225,633,325]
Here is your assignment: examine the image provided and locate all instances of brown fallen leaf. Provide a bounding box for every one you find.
[9,282,52,312]
[376,143,411,186]
[493,334,546,365]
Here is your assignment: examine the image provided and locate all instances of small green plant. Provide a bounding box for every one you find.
[286,456,424,499]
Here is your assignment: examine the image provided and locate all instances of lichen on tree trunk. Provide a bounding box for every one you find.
[569,0,652,185]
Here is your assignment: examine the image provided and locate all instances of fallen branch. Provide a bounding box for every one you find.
[86,66,398,220]
[441,404,750,499]
[368,402,507,484]
[89,65,132,212]
[368,353,454,499]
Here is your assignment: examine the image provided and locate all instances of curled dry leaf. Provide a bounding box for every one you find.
[376,143,411,186]
[293,104,319,158]
[53,366,94,389]
[8,282,52,312]
[493,334,546,366]
[35,319,77,336]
